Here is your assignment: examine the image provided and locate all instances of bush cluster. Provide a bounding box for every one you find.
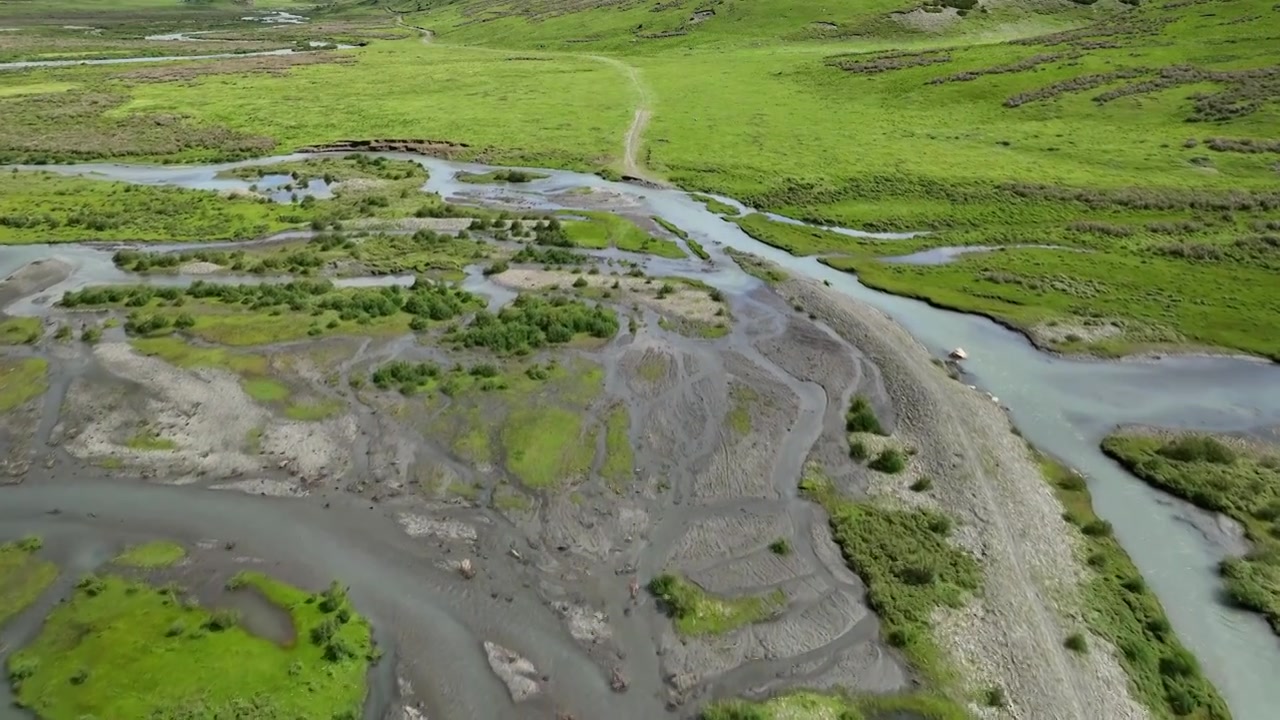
[448,294,618,354]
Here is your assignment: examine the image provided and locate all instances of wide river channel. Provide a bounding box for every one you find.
[3,153,1279,719]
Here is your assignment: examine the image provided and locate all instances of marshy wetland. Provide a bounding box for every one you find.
[2,1,1279,720]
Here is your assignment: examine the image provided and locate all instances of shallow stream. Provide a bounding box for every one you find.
[2,153,1279,719]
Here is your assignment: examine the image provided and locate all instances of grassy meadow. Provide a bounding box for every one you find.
[2,0,1277,354]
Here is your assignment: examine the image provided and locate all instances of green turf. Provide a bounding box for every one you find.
[0,539,57,626]
[124,428,178,452]
[600,404,633,492]
[560,211,685,258]
[0,357,48,412]
[648,573,785,637]
[691,194,740,217]
[0,317,41,344]
[284,399,344,421]
[113,541,186,568]
[1102,432,1280,638]
[1039,450,1228,720]
[7,572,373,720]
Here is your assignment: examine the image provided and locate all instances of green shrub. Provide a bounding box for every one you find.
[1065,632,1089,653]
[768,538,791,556]
[845,395,885,435]
[849,439,869,461]
[870,448,907,474]
[910,476,933,492]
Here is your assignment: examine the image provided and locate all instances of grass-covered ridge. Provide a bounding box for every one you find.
[1102,430,1280,637]
[1041,450,1229,720]
[7,571,374,720]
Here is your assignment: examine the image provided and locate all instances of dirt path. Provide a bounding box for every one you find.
[386,18,659,184]
[587,55,661,185]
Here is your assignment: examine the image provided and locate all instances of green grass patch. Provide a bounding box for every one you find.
[600,405,633,492]
[648,573,784,637]
[113,541,185,569]
[0,357,48,412]
[799,466,979,690]
[0,539,57,626]
[130,336,295,405]
[702,690,970,720]
[1039,450,1229,720]
[727,385,756,436]
[560,211,685,259]
[0,316,41,345]
[124,428,177,452]
[456,169,548,184]
[691,194,739,217]
[727,249,787,285]
[1103,431,1280,638]
[7,572,373,720]
[502,406,597,490]
[284,399,343,421]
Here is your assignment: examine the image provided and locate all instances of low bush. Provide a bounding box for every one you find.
[870,448,907,474]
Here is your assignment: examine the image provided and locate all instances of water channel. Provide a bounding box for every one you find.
[2,153,1278,719]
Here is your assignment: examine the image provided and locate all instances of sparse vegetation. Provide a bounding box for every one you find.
[1039,451,1229,719]
[799,467,979,689]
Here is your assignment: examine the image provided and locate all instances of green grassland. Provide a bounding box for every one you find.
[7,571,373,720]
[2,0,1271,355]
[1102,431,1280,638]
[0,538,57,626]
[0,357,48,411]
